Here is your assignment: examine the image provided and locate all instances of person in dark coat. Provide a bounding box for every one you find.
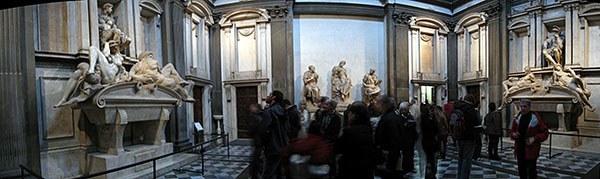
[249,103,264,179]
[397,101,417,173]
[420,104,441,179]
[258,90,289,179]
[336,101,382,179]
[375,95,402,178]
[484,102,502,160]
[281,122,333,178]
[452,95,481,179]
[283,99,302,140]
[313,99,342,142]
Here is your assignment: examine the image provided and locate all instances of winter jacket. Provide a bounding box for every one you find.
[421,113,441,153]
[375,110,402,151]
[314,110,342,142]
[452,101,481,140]
[510,111,549,160]
[281,134,332,165]
[484,110,502,136]
[259,104,290,155]
[398,111,417,147]
[335,122,381,178]
[287,105,302,140]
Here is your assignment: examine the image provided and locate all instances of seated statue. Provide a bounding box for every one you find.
[130,51,194,102]
[302,65,320,107]
[542,26,563,67]
[362,69,382,104]
[54,42,127,108]
[99,3,131,55]
[551,64,594,111]
[331,61,352,103]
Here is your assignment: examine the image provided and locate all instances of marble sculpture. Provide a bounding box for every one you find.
[331,60,352,103]
[302,65,320,108]
[362,68,382,104]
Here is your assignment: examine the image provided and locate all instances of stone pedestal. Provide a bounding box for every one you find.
[545,130,582,149]
[86,143,173,179]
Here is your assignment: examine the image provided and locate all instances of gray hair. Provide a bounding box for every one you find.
[325,99,338,109]
[379,95,396,106]
[399,101,409,111]
[519,98,531,106]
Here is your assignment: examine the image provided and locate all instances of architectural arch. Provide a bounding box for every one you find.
[580,4,600,17]
[454,12,487,33]
[186,0,214,25]
[412,17,450,33]
[218,9,270,26]
[140,0,163,15]
[508,19,529,30]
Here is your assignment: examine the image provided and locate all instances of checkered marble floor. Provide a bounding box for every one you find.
[158,145,253,179]
[160,139,599,179]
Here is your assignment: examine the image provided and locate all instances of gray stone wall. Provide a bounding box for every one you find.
[0,6,40,177]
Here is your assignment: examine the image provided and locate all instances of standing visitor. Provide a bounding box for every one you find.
[450,94,481,179]
[258,91,289,179]
[484,102,502,160]
[375,96,402,178]
[336,101,383,179]
[420,104,441,179]
[283,99,302,140]
[313,99,342,142]
[398,102,417,173]
[249,103,264,179]
[434,105,449,159]
[510,99,548,179]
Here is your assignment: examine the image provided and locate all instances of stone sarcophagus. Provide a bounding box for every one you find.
[80,82,181,155]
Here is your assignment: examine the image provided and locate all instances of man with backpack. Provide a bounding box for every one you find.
[450,94,481,179]
[375,95,402,178]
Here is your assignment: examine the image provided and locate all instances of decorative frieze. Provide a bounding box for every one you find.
[266,5,288,19]
[484,3,502,19]
[392,12,414,25]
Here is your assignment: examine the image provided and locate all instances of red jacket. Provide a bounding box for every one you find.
[509,111,549,160]
[281,134,333,165]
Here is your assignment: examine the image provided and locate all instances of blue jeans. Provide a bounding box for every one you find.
[457,140,476,179]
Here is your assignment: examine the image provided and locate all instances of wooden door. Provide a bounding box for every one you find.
[236,86,258,138]
[466,85,480,108]
[193,86,204,143]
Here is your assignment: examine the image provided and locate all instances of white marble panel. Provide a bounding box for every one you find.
[237,27,258,72]
[587,21,600,67]
[39,76,74,140]
[293,15,386,104]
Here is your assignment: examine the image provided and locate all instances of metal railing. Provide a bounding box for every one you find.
[500,128,600,159]
[73,133,229,179]
[20,165,44,179]
[18,134,230,179]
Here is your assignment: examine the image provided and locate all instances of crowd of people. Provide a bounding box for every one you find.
[248,90,549,179]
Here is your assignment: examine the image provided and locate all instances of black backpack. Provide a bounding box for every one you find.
[450,109,467,140]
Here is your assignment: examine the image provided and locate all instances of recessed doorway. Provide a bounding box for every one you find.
[236,86,258,139]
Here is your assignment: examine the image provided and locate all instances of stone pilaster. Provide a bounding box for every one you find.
[485,2,504,107]
[446,20,458,101]
[210,12,223,134]
[268,4,294,100]
[0,6,40,177]
[388,11,413,101]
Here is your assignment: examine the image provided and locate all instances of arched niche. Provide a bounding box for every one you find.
[219,8,272,140]
[580,4,600,67]
[136,0,164,64]
[455,12,489,117]
[508,18,530,73]
[185,0,214,25]
[408,16,449,105]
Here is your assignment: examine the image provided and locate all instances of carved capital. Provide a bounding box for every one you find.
[392,12,414,25]
[212,12,223,24]
[484,3,502,19]
[444,20,457,31]
[266,5,289,19]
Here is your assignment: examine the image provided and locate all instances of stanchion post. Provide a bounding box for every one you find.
[201,144,205,175]
[21,167,24,179]
[153,160,156,179]
[227,133,230,158]
[549,133,552,159]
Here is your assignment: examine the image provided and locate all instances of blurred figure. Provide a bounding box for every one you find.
[434,106,449,159]
[283,99,302,140]
[510,99,548,179]
[249,103,264,179]
[420,104,441,179]
[282,122,333,179]
[374,95,402,178]
[484,102,502,160]
[336,101,383,179]
[258,91,289,179]
[313,99,342,142]
[397,102,417,173]
[342,103,354,128]
[444,102,456,147]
